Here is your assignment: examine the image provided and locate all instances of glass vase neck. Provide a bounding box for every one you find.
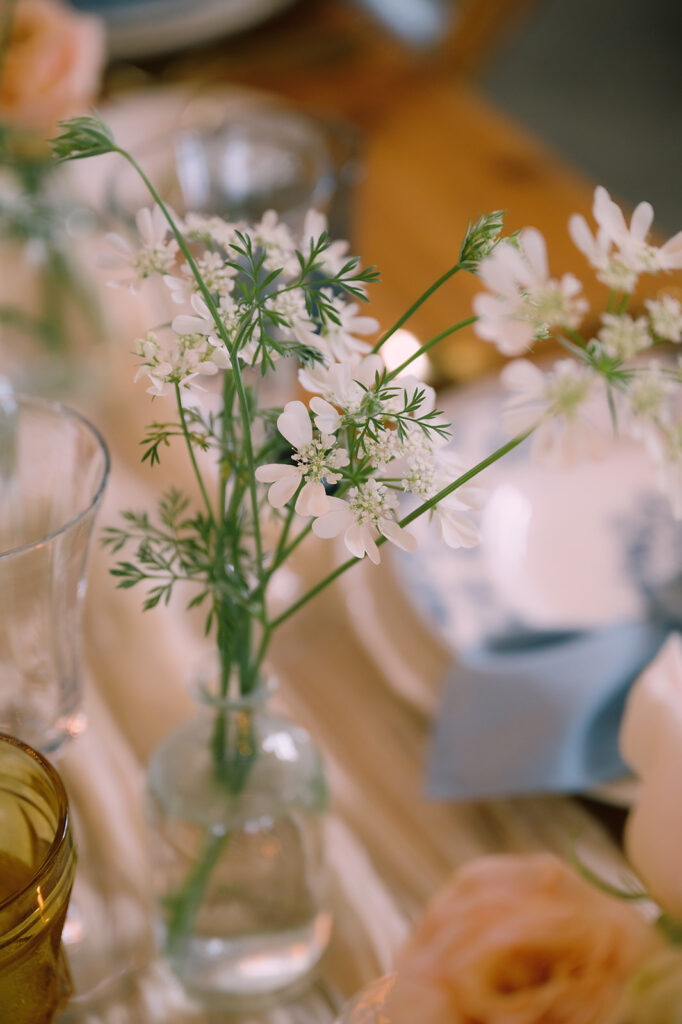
[188,660,276,713]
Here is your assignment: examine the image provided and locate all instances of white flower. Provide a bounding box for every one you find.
[255,401,348,516]
[250,209,298,277]
[312,479,416,564]
[473,228,588,355]
[646,295,682,343]
[133,329,228,397]
[182,213,239,249]
[400,446,484,549]
[501,358,603,465]
[299,354,385,411]
[100,205,178,292]
[301,210,352,277]
[570,186,682,288]
[173,292,220,341]
[299,292,379,362]
[597,313,651,360]
[622,362,676,440]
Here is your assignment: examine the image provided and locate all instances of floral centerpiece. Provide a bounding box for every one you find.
[51,114,682,1005]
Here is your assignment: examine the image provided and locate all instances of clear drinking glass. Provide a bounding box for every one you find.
[145,668,331,1010]
[0,393,109,752]
[0,733,77,1024]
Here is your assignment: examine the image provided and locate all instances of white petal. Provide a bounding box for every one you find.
[630,201,654,243]
[354,354,385,388]
[295,481,329,517]
[277,401,313,449]
[568,214,598,262]
[135,207,153,243]
[255,464,294,483]
[312,503,352,539]
[379,519,417,553]
[344,522,379,563]
[436,509,480,548]
[173,314,212,336]
[520,227,549,281]
[302,209,327,245]
[310,397,341,434]
[659,232,682,270]
[500,358,545,396]
[267,473,300,508]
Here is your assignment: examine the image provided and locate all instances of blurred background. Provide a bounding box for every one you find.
[1,0,680,387]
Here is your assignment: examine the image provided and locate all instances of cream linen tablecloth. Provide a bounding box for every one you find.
[29,94,628,1021]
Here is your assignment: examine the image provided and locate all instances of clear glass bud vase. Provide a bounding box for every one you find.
[144,666,331,1009]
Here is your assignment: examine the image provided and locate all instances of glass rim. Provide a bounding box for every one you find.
[0,732,71,912]
[0,394,110,563]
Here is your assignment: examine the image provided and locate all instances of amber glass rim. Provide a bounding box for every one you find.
[0,395,110,563]
[0,733,71,912]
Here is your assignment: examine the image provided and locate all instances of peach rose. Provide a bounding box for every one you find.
[0,0,105,136]
[383,854,660,1024]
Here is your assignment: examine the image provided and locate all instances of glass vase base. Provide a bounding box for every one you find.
[168,911,333,1011]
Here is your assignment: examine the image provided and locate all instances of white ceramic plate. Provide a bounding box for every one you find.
[339,374,681,806]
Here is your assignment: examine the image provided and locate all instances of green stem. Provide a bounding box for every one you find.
[372,262,464,352]
[174,383,216,527]
[617,292,631,315]
[269,430,530,631]
[164,830,231,955]
[384,317,477,381]
[118,150,264,578]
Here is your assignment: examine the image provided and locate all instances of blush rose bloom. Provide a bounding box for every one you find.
[0,0,105,136]
[381,854,660,1024]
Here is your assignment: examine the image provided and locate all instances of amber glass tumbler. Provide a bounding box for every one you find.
[0,734,76,1023]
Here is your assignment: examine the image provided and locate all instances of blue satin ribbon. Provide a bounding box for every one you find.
[427,618,671,800]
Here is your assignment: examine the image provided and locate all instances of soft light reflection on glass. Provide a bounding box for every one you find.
[381,329,430,379]
[262,731,298,762]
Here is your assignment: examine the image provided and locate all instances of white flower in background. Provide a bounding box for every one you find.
[312,479,416,564]
[400,445,484,549]
[255,401,348,516]
[250,209,298,277]
[299,291,379,362]
[265,286,316,349]
[597,313,651,360]
[182,213,239,249]
[301,210,352,277]
[570,187,682,288]
[101,205,178,292]
[473,228,588,355]
[623,362,676,440]
[172,292,220,342]
[299,354,385,411]
[133,329,228,397]
[501,358,603,464]
[164,253,236,305]
[646,295,682,343]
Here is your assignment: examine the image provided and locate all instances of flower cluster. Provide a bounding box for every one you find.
[106,200,486,563]
[474,186,682,516]
[257,353,479,563]
[103,205,380,398]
